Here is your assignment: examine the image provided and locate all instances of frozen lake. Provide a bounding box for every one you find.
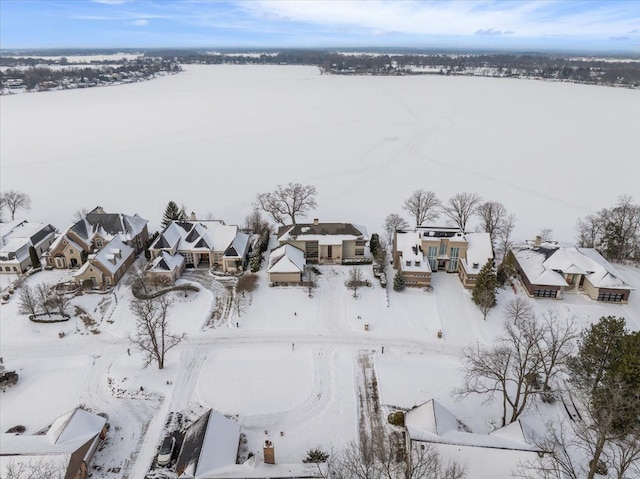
[2,65,639,242]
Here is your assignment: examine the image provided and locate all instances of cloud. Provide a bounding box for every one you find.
[132,18,149,27]
[475,28,514,36]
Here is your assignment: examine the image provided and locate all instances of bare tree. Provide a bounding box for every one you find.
[244,208,270,234]
[576,214,604,249]
[345,267,366,298]
[1,190,31,220]
[455,317,545,426]
[605,433,640,479]
[236,274,258,297]
[442,193,482,231]
[304,266,318,297]
[72,207,88,223]
[495,213,516,261]
[35,283,53,316]
[477,201,508,248]
[403,190,441,226]
[384,213,410,244]
[4,457,65,479]
[535,312,577,395]
[17,285,39,316]
[128,296,184,369]
[50,290,71,317]
[254,183,318,225]
[504,297,535,326]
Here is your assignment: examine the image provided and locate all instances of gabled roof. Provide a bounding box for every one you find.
[460,232,493,275]
[67,206,147,245]
[277,222,368,244]
[0,220,56,259]
[395,230,430,273]
[73,235,134,277]
[148,251,185,273]
[224,233,250,259]
[150,221,239,255]
[267,244,306,274]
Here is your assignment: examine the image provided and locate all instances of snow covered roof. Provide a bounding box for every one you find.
[151,220,240,255]
[395,230,430,273]
[0,220,56,260]
[460,232,493,275]
[277,222,368,244]
[73,234,134,277]
[267,244,306,274]
[405,399,539,451]
[68,206,147,245]
[224,232,250,259]
[1,407,106,456]
[511,243,633,290]
[148,251,185,273]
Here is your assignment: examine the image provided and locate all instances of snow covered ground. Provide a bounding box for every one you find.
[1,259,639,477]
[1,66,640,477]
[2,65,639,242]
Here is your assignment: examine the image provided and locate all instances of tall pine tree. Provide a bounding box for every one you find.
[161,201,182,228]
[472,259,497,319]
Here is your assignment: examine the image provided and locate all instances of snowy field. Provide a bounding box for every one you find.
[1,66,640,477]
[2,64,639,242]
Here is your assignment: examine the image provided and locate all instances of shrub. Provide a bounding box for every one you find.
[393,271,405,291]
[388,411,405,427]
[303,447,329,464]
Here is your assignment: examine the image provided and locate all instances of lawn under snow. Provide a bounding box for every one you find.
[2,65,639,242]
[1,260,639,477]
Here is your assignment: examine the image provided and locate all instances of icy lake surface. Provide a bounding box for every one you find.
[2,64,639,241]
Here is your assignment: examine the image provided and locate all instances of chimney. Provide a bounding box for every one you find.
[313,218,319,226]
[263,440,275,464]
[190,212,197,221]
[95,206,105,214]
[534,236,542,246]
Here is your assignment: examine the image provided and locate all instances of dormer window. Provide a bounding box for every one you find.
[406,260,411,267]
[95,238,104,248]
[415,261,421,266]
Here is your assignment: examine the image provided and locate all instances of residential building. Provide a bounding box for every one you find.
[392,226,493,289]
[404,399,545,479]
[0,220,56,274]
[72,235,135,289]
[276,219,369,265]
[175,409,326,478]
[148,219,250,276]
[45,206,148,270]
[0,407,108,479]
[511,238,633,302]
[267,244,306,284]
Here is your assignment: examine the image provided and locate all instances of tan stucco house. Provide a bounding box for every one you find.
[72,235,135,289]
[0,220,56,274]
[276,219,369,265]
[44,206,148,270]
[267,243,306,284]
[393,226,493,289]
[511,239,633,302]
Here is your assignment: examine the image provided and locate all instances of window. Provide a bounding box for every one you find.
[448,247,460,272]
[439,243,447,255]
[95,239,104,248]
[355,239,365,256]
[427,246,438,270]
[597,292,624,302]
[534,289,557,298]
[183,252,194,264]
[69,249,73,254]
[4,267,10,271]
[13,267,17,271]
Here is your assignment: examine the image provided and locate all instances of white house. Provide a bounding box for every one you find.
[0,220,56,274]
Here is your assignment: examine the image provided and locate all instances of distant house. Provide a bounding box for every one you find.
[148,219,250,276]
[45,206,148,270]
[0,220,56,274]
[267,244,306,284]
[511,238,633,302]
[175,409,326,478]
[392,227,493,289]
[276,219,369,265]
[0,407,108,479]
[72,234,135,289]
[404,399,544,479]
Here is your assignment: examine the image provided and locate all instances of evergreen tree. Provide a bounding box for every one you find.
[369,233,380,257]
[393,270,406,291]
[161,201,182,228]
[472,259,497,319]
[28,246,41,269]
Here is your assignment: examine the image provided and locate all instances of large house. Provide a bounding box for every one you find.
[0,407,108,479]
[393,226,493,289]
[511,239,634,302]
[148,219,250,276]
[45,206,148,270]
[175,409,326,478]
[0,220,56,274]
[276,219,369,265]
[72,235,136,289]
[404,399,544,479]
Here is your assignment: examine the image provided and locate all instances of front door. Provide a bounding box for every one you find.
[327,245,333,258]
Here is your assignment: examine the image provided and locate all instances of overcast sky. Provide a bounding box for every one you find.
[2,0,639,52]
